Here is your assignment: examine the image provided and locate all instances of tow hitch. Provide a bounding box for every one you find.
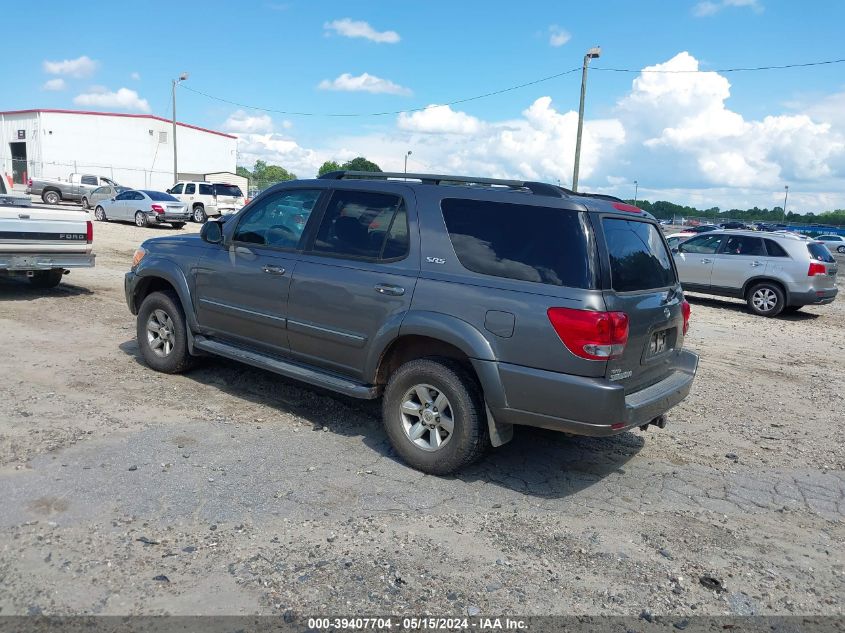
[640,415,667,432]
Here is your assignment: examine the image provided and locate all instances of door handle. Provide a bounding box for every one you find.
[750,261,762,267]
[374,283,405,296]
[262,265,286,275]
[700,258,713,264]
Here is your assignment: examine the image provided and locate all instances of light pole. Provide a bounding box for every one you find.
[572,46,601,193]
[404,150,412,177]
[633,180,638,205]
[172,72,189,183]
[783,185,789,221]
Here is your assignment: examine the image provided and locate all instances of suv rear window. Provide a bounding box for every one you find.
[808,242,835,263]
[214,184,243,197]
[602,218,675,292]
[441,199,596,289]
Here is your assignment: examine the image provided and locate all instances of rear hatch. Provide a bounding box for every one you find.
[596,214,687,393]
[213,184,244,210]
[808,242,838,290]
[0,206,91,253]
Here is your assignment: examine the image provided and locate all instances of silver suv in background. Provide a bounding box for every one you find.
[672,230,838,316]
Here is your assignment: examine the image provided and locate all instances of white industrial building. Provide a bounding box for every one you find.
[0,109,238,191]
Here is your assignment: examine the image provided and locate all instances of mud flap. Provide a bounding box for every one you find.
[486,404,513,447]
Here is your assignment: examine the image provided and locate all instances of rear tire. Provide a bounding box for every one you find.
[135,211,148,228]
[171,222,185,230]
[193,205,207,223]
[94,206,107,221]
[136,291,193,374]
[28,269,63,288]
[81,197,89,209]
[43,190,60,205]
[746,282,785,317]
[838,245,845,254]
[382,358,489,475]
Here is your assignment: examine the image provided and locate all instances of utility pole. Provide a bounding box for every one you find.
[783,185,789,221]
[633,180,638,205]
[172,72,189,183]
[572,46,601,193]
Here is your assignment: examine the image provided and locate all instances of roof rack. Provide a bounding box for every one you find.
[318,170,565,198]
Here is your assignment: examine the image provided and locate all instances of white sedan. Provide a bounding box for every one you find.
[815,234,845,254]
[94,190,190,229]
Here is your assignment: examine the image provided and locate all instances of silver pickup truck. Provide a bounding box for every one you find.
[0,176,31,207]
[27,172,120,206]
[0,204,95,287]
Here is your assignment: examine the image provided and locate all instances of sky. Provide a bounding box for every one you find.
[4,0,845,212]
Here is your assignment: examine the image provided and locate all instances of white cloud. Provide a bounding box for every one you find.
[318,73,411,95]
[398,105,484,134]
[223,110,275,134]
[548,25,571,47]
[42,78,66,91]
[130,71,141,81]
[693,0,762,17]
[43,55,98,78]
[323,18,400,43]
[73,87,150,112]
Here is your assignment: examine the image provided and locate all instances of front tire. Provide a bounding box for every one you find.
[193,205,207,223]
[838,245,845,254]
[43,190,60,205]
[135,211,148,228]
[28,269,63,288]
[94,206,108,221]
[382,358,488,475]
[136,291,193,373]
[81,197,89,209]
[747,282,785,317]
[171,222,185,230]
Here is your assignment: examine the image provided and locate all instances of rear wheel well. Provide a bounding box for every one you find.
[193,203,204,210]
[743,277,787,301]
[375,336,476,388]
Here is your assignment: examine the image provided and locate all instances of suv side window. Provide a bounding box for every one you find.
[764,239,789,257]
[199,183,214,196]
[170,184,184,195]
[441,198,595,288]
[81,175,97,186]
[185,183,196,195]
[233,189,321,249]
[680,234,723,254]
[311,190,408,261]
[721,235,765,256]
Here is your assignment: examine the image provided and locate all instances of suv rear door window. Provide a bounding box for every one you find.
[721,235,765,256]
[184,184,195,195]
[312,190,408,261]
[441,199,595,288]
[602,218,675,292]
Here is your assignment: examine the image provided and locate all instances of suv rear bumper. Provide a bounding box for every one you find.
[788,287,837,306]
[477,350,698,436]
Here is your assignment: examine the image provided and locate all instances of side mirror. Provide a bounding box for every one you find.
[672,247,679,254]
[165,188,171,194]
[110,197,115,202]
[201,220,223,244]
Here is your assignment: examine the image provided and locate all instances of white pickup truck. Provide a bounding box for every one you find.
[0,204,95,288]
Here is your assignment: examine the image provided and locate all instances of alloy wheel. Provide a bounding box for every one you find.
[752,288,777,312]
[146,309,175,357]
[399,384,455,452]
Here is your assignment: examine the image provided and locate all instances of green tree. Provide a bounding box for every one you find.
[341,156,382,172]
[251,160,296,185]
[318,160,342,176]
[236,165,252,180]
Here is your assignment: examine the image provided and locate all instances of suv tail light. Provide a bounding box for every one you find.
[547,308,629,360]
[681,299,691,335]
[86,220,93,244]
[808,262,827,276]
[150,204,164,214]
[27,178,33,188]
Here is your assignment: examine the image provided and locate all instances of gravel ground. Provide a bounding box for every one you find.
[0,215,843,617]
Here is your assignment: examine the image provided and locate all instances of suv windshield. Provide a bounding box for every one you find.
[214,184,243,197]
[808,242,835,262]
[441,198,596,289]
[142,190,179,202]
[602,218,676,292]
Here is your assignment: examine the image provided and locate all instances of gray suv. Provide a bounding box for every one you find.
[125,171,698,474]
[673,230,838,316]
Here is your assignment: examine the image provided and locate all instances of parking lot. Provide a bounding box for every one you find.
[0,213,843,616]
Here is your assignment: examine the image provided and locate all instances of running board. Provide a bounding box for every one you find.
[192,336,379,400]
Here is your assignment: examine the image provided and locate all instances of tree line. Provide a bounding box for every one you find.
[236,156,382,190]
[627,199,845,226]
